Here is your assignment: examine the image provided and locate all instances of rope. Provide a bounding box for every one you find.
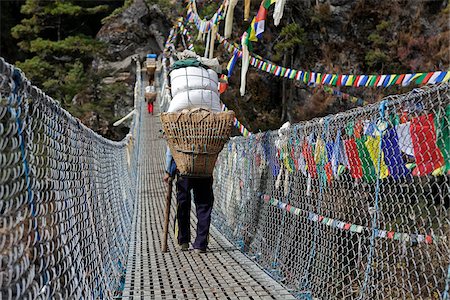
[444,263,450,300]
[1,58,140,298]
[11,69,50,290]
[358,100,388,299]
[298,117,330,296]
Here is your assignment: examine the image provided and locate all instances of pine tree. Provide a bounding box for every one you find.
[274,23,306,122]
[11,0,110,104]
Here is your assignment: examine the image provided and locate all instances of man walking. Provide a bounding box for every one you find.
[163,148,214,253]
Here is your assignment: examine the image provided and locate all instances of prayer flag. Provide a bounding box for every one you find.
[382,128,410,179]
[365,136,389,179]
[227,50,239,77]
[254,2,268,40]
[344,139,363,179]
[410,114,444,176]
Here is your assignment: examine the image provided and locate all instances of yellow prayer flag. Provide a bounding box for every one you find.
[346,75,354,86]
[443,72,450,83]
[388,75,397,86]
[315,73,322,84]
[248,18,257,42]
[365,136,389,179]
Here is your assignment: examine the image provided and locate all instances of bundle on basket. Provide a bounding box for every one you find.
[145,85,157,102]
[160,108,235,177]
[146,53,157,76]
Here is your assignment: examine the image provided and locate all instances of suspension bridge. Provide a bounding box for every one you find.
[0,54,449,300]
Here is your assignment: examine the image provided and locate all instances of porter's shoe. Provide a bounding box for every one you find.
[178,243,189,251]
[193,248,206,254]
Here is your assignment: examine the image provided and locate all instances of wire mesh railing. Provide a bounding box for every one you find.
[2,50,449,299]
[0,57,143,299]
[212,83,450,299]
[157,56,173,114]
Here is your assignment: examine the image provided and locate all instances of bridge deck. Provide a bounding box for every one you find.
[121,104,295,299]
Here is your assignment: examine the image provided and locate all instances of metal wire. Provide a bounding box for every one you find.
[212,83,450,299]
[2,52,449,299]
[0,57,142,299]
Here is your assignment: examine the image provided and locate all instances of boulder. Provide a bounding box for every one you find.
[96,0,170,62]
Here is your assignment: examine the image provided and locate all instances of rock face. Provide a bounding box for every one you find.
[97,0,170,62]
[86,0,171,140]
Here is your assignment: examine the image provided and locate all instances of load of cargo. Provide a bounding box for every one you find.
[160,51,234,177]
[145,85,157,103]
[146,54,157,78]
[168,66,221,112]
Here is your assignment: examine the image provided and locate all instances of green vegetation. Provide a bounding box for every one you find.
[273,24,306,62]
[146,0,175,15]
[365,49,390,69]
[187,25,206,55]
[272,23,307,122]
[66,80,128,123]
[367,33,384,47]
[196,1,220,19]
[102,0,133,24]
[364,19,394,71]
[376,20,391,31]
[11,0,110,105]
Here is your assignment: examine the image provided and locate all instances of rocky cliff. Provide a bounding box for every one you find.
[75,0,171,140]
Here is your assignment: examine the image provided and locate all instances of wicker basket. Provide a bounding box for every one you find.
[145,92,157,102]
[160,108,235,177]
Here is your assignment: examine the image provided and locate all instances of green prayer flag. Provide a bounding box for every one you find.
[415,73,427,84]
[331,75,338,85]
[436,105,450,172]
[355,136,377,183]
[304,72,309,83]
[345,120,355,136]
[290,70,297,79]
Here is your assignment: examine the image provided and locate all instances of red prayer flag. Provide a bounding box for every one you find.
[302,141,318,178]
[353,75,361,87]
[410,114,444,176]
[395,74,405,85]
[344,139,363,179]
[325,162,333,184]
[337,75,343,86]
[219,82,228,94]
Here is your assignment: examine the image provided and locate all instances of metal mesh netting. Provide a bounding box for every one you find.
[158,57,172,113]
[212,84,450,299]
[0,57,142,299]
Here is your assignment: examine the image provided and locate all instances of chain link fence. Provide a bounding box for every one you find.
[213,83,450,299]
[0,57,143,299]
[2,51,449,299]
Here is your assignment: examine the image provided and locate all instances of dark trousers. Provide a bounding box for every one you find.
[175,176,214,250]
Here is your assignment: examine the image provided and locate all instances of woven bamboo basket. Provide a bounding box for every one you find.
[145,92,157,102]
[160,108,235,177]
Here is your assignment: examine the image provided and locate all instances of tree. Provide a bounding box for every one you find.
[273,23,306,122]
[11,0,110,104]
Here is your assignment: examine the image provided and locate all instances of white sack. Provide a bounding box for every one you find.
[168,89,221,112]
[170,67,218,98]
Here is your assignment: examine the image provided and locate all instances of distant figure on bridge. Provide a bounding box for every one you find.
[163,149,214,253]
[145,85,156,115]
